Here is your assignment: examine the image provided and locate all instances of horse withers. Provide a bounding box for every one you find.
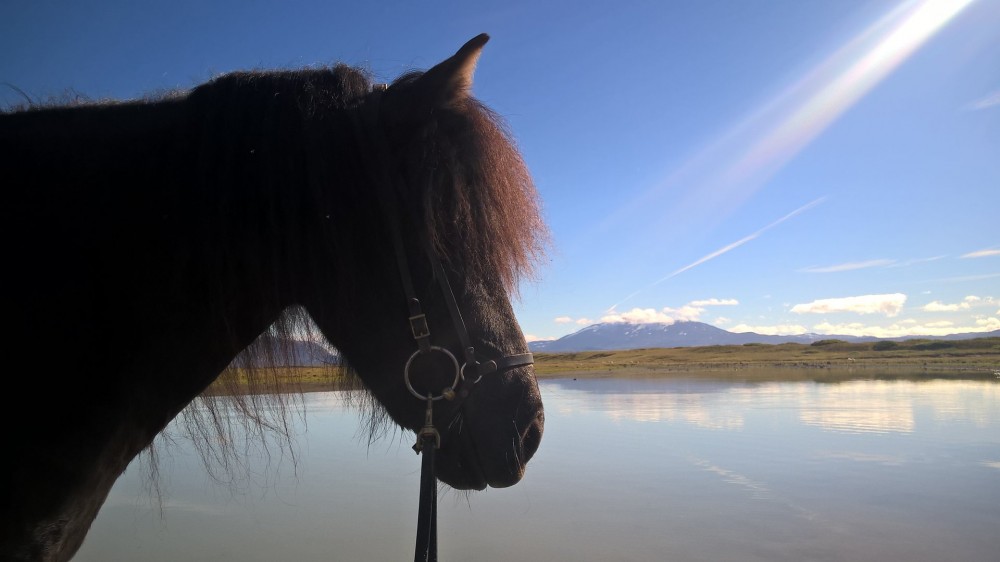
[0,34,546,561]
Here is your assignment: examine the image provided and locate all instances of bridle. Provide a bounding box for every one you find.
[362,84,534,562]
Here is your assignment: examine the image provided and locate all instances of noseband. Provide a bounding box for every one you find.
[363,84,534,562]
[397,236,535,402]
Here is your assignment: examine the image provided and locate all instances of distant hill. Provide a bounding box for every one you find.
[280,340,340,366]
[529,321,999,352]
[232,338,340,367]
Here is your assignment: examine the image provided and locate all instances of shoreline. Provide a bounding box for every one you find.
[534,364,1000,384]
[204,337,999,395]
[204,358,999,396]
[534,359,999,378]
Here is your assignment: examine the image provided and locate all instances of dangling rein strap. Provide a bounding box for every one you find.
[414,405,439,562]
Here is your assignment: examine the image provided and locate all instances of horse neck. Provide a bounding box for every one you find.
[1,86,377,562]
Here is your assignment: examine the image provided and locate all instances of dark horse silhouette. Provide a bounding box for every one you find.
[0,34,546,561]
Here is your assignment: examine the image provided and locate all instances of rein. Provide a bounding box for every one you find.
[361,84,534,562]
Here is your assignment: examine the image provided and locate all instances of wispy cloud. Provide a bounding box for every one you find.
[888,255,947,267]
[965,89,1000,111]
[932,272,1000,283]
[801,259,895,273]
[961,248,1000,258]
[791,293,907,317]
[690,298,739,306]
[609,198,825,310]
[554,316,573,324]
[802,255,948,273]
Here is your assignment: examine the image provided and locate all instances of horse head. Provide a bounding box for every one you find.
[298,34,547,490]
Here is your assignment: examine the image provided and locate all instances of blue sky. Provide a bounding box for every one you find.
[4,0,997,342]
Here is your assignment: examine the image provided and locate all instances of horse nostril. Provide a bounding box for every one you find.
[520,412,544,464]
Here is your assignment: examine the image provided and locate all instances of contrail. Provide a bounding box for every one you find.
[607,197,827,312]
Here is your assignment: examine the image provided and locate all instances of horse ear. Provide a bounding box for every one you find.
[415,33,489,108]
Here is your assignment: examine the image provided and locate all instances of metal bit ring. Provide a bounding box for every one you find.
[403,346,461,401]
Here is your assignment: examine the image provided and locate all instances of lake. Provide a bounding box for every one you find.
[75,372,1000,561]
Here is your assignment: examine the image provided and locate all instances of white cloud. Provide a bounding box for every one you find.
[961,248,1000,258]
[730,323,809,336]
[813,316,999,338]
[791,293,907,317]
[524,334,551,343]
[602,298,739,325]
[554,316,596,327]
[800,259,895,273]
[715,316,732,325]
[602,308,677,324]
[977,317,1000,330]
[924,301,962,312]
[665,305,709,322]
[923,296,995,312]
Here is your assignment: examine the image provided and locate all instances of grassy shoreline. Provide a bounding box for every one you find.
[532,337,1000,377]
[205,337,999,394]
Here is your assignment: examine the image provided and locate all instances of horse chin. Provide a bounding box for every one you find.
[435,456,489,491]
[435,408,544,491]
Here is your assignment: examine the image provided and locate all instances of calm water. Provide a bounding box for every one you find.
[76,373,1000,561]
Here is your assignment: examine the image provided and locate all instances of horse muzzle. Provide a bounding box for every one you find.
[433,370,544,490]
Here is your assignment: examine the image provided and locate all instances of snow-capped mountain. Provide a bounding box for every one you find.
[527,321,997,352]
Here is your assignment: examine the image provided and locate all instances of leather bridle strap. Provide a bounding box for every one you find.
[359,84,535,562]
[360,85,534,397]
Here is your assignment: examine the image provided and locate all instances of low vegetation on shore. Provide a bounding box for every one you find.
[533,336,1000,377]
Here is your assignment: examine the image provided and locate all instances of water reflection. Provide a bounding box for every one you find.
[548,374,1000,435]
[797,381,916,434]
[76,371,1000,562]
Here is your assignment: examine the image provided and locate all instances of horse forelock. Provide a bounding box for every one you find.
[383,72,549,297]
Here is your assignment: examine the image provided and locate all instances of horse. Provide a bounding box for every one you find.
[0,33,547,561]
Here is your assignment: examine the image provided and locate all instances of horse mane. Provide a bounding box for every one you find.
[3,62,547,297]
